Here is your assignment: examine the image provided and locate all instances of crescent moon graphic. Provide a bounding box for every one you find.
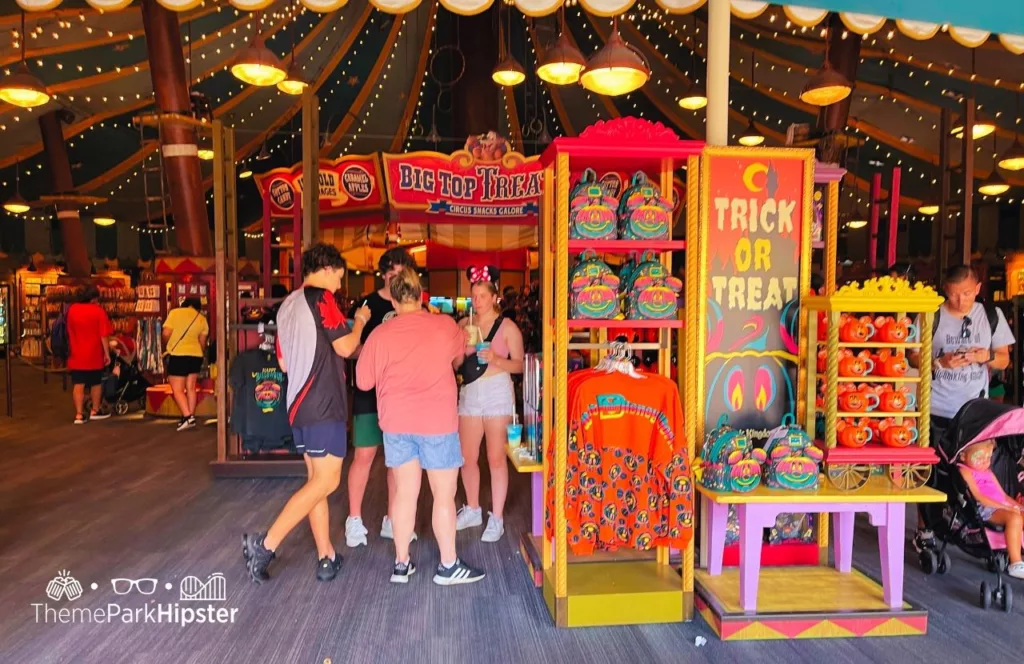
[742,163,768,193]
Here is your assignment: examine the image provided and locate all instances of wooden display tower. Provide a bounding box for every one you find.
[803,278,944,491]
[537,118,702,628]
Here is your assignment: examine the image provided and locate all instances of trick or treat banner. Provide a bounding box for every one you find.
[697,147,813,441]
[382,133,541,224]
[254,156,385,218]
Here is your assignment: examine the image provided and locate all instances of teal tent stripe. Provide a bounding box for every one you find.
[814,0,1024,35]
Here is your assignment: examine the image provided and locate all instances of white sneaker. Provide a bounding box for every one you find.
[1009,561,1024,580]
[481,513,504,543]
[456,505,483,531]
[380,516,418,542]
[345,516,368,548]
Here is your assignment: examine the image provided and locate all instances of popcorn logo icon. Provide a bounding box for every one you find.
[45,570,83,602]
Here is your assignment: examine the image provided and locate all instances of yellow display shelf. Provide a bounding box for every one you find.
[696,567,928,641]
[819,341,923,349]
[543,561,684,627]
[506,445,542,474]
[835,411,922,418]
[695,477,945,505]
[836,376,921,383]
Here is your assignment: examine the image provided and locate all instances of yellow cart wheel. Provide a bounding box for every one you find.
[888,463,932,490]
[826,463,871,491]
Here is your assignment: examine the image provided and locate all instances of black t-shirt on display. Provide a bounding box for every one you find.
[350,290,396,415]
[229,348,292,444]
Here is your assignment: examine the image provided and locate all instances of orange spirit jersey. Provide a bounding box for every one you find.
[546,369,694,555]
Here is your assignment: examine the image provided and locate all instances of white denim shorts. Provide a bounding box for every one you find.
[459,372,515,418]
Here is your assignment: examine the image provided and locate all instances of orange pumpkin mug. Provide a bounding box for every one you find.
[872,349,909,377]
[838,349,875,377]
[839,314,876,343]
[836,418,873,448]
[878,419,919,448]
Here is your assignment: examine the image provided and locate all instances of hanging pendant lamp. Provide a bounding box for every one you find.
[93,215,116,227]
[231,14,286,88]
[918,204,940,215]
[537,10,585,85]
[737,120,764,146]
[800,61,853,107]
[492,6,525,87]
[998,138,1024,172]
[276,9,308,95]
[846,206,868,229]
[678,84,708,110]
[4,161,31,214]
[580,18,650,97]
[949,111,996,140]
[978,171,1010,196]
[0,13,50,109]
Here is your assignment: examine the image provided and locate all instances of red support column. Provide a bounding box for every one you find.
[38,110,90,278]
[888,167,901,269]
[141,0,212,256]
[262,195,272,296]
[868,172,881,270]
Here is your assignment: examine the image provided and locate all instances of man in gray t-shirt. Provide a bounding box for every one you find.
[911,265,1014,552]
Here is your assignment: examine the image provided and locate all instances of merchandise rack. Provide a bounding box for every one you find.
[537,118,703,627]
[802,277,945,491]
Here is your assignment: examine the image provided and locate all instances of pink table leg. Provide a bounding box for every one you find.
[531,471,543,536]
[876,502,906,609]
[833,511,855,573]
[706,496,729,575]
[738,504,769,611]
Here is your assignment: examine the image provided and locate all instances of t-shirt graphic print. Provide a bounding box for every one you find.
[276,286,351,426]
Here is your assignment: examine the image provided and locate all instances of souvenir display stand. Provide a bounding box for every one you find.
[529,118,701,628]
[15,266,61,361]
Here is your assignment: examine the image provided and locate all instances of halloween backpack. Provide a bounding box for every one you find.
[617,171,673,240]
[569,250,621,320]
[698,415,767,493]
[620,251,682,320]
[570,168,619,240]
[761,414,823,490]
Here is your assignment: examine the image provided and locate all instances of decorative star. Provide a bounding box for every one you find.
[347,76,360,86]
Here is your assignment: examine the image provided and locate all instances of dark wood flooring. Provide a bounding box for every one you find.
[1,359,1022,663]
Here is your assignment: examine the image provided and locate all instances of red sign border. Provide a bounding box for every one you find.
[253,154,386,219]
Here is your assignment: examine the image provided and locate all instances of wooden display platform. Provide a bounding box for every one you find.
[145,384,217,418]
[518,533,658,588]
[543,561,683,627]
[695,567,928,640]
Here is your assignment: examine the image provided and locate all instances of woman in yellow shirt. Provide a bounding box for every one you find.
[162,297,209,431]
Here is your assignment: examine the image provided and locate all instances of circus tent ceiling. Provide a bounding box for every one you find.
[0,0,1021,258]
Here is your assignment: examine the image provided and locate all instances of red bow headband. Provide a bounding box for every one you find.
[469,266,494,284]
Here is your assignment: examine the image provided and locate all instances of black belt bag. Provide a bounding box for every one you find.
[460,320,501,387]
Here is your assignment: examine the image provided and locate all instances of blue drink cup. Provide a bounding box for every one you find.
[476,342,490,364]
[507,423,523,447]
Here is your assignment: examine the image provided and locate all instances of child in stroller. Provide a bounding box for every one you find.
[101,335,151,416]
[918,399,1024,611]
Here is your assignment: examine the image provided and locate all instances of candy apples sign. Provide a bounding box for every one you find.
[382,133,541,224]
[254,156,385,218]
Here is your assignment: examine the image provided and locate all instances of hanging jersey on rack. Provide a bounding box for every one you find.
[229,348,293,452]
[545,360,694,556]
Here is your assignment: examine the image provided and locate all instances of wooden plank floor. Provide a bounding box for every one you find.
[1,359,1023,663]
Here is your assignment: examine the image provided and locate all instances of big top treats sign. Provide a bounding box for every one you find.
[382,133,541,224]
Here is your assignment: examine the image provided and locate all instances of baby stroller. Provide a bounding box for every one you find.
[919,399,1024,612]
[102,354,151,416]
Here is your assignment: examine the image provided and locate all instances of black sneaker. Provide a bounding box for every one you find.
[177,416,196,432]
[242,533,275,584]
[390,560,416,584]
[432,558,484,586]
[913,529,936,553]
[316,553,343,582]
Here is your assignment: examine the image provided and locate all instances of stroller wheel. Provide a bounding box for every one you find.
[981,581,992,610]
[1002,584,1014,613]
[937,551,952,575]
[113,401,129,417]
[920,550,937,575]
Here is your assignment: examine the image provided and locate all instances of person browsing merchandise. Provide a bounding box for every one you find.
[910,264,1014,552]
[455,265,525,543]
[162,297,209,432]
[242,243,370,585]
[345,247,420,548]
[356,267,485,585]
[66,284,114,424]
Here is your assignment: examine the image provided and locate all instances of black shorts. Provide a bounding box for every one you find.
[292,420,348,459]
[70,369,104,387]
[166,355,203,377]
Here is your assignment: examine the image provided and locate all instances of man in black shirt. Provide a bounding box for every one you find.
[345,246,420,548]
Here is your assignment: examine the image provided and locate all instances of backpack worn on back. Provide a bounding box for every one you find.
[50,305,71,362]
[934,301,1000,337]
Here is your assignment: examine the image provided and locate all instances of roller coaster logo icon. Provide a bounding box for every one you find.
[178,573,226,602]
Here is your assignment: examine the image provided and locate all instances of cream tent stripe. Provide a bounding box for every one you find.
[579,0,636,17]
[515,0,564,18]
[948,26,992,48]
[838,12,887,35]
[782,6,828,27]
[439,0,494,15]
[654,0,705,15]
[730,0,769,20]
[894,19,941,41]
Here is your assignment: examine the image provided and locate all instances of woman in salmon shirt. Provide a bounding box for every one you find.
[355,267,485,587]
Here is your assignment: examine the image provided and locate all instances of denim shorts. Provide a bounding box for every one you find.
[383,431,463,470]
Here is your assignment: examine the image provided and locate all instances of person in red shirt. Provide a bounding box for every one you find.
[67,285,114,424]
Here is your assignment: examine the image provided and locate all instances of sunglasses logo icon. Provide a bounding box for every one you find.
[111,578,158,596]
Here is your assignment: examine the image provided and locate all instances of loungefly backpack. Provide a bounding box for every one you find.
[617,171,672,240]
[569,251,620,319]
[620,251,682,320]
[761,414,823,490]
[697,415,767,493]
[570,169,618,240]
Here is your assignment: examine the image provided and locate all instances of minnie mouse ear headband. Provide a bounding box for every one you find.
[467,265,500,285]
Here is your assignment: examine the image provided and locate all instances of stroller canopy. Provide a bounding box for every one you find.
[937,399,1024,495]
